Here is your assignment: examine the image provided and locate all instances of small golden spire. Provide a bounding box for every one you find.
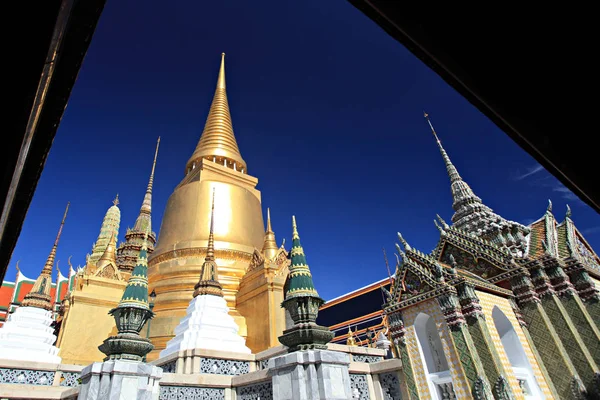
[96,231,117,270]
[186,53,246,174]
[42,202,70,275]
[15,260,20,275]
[262,207,278,260]
[113,194,119,207]
[193,188,223,297]
[206,188,216,261]
[139,137,161,216]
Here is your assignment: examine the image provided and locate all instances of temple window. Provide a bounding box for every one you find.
[414,313,455,399]
[492,306,544,399]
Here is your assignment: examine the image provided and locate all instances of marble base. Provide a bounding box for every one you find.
[0,306,61,364]
[270,350,352,400]
[77,360,162,400]
[160,295,250,358]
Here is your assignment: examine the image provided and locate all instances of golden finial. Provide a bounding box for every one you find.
[148,137,160,193]
[266,208,273,232]
[206,188,216,260]
[424,110,439,139]
[217,53,226,89]
[42,202,70,275]
[15,260,20,275]
[113,194,119,206]
[67,256,73,270]
[382,247,392,279]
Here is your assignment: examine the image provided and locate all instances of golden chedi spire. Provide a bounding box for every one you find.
[186,53,247,174]
[262,208,279,260]
[88,195,120,266]
[194,189,223,297]
[22,202,70,310]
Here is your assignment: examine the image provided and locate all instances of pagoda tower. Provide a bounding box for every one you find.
[147,53,267,359]
[117,137,160,277]
[87,195,120,267]
[0,203,69,364]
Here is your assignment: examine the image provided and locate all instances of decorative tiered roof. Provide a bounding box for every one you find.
[88,196,120,267]
[186,53,247,174]
[286,216,320,299]
[118,234,151,309]
[424,112,530,257]
[116,138,160,274]
[22,203,70,311]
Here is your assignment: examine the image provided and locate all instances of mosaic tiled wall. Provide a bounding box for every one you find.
[401,298,470,399]
[477,291,554,399]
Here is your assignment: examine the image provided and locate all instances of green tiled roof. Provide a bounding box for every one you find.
[285,216,320,299]
[118,244,149,310]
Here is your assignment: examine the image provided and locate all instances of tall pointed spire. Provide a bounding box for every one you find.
[133,137,160,232]
[262,207,279,260]
[424,112,530,256]
[22,202,69,310]
[186,53,247,174]
[193,188,223,297]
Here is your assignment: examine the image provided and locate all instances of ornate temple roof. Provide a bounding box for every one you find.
[186,53,247,174]
[285,216,320,299]
[118,233,150,309]
[425,113,530,257]
[556,206,600,277]
[22,203,69,311]
[88,196,120,267]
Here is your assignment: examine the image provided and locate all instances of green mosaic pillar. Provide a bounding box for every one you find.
[438,291,494,400]
[508,299,560,399]
[457,282,516,400]
[566,259,600,330]
[544,258,600,369]
[510,270,586,399]
[387,311,420,400]
[528,262,599,393]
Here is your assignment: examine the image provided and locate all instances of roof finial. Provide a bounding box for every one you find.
[148,137,161,193]
[424,112,462,183]
[217,53,226,89]
[397,232,411,251]
[266,208,273,233]
[113,194,119,206]
[292,215,299,240]
[547,199,553,213]
[193,188,223,297]
[15,260,20,275]
[566,204,572,219]
[382,248,392,280]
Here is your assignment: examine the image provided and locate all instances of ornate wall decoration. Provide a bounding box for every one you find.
[349,373,370,399]
[576,237,600,273]
[238,381,273,400]
[0,368,55,386]
[159,386,225,400]
[352,354,383,363]
[401,270,429,301]
[246,249,265,273]
[199,358,249,375]
[379,372,402,400]
[59,371,80,387]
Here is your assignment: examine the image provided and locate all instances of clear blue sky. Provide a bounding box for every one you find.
[8,0,599,300]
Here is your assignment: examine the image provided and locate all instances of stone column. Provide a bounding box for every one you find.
[510,269,587,399]
[543,257,600,368]
[437,291,495,399]
[457,282,516,399]
[269,350,352,400]
[564,258,600,329]
[78,360,162,400]
[387,311,419,400]
[527,261,598,394]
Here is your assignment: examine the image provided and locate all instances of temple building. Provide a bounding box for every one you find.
[1,54,600,400]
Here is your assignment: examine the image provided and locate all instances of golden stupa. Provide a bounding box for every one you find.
[147,54,289,359]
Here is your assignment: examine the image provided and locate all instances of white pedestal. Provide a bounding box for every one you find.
[0,306,61,364]
[160,294,251,358]
[270,350,353,400]
[77,360,162,400]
